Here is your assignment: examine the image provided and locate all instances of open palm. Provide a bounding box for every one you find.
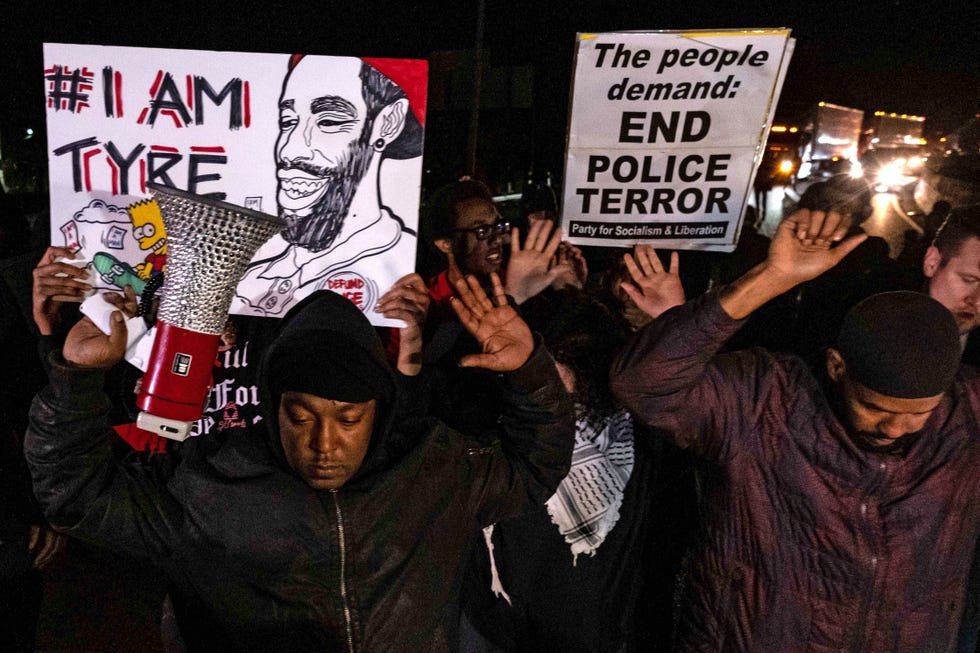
[451,273,533,371]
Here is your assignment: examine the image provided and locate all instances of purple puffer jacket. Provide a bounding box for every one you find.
[611,291,980,653]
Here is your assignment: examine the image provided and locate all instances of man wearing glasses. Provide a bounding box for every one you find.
[420,178,587,649]
[424,178,576,306]
[419,178,568,428]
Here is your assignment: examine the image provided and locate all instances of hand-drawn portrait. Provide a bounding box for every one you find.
[235,56,426,316]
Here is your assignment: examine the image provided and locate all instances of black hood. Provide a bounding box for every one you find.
[257,290,400,486]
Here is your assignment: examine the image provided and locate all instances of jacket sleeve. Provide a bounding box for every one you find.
[473,340,575,527]
[609,289,773,464]
[24,352,181,560]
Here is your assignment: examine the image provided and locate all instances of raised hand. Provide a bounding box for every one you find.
[720,208,868,320]
[620,245,685,320]
[504,219,563,304]
[375,273,431,376]
[32,246,93,335]
[767,209,867,285]
[549,242,589,291]
[451,272,533,371]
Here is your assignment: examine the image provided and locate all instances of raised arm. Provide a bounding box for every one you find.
[720,208,865,318]
[24,309,180,560]
[450,272,575,525]
[610,209,866,459]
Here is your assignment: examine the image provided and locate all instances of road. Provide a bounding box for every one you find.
[753,183,926,259]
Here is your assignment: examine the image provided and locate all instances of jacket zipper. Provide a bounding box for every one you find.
[331,490,355,653]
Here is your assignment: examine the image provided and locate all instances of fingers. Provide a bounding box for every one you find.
[34,255,93,302]
[28,524,39,551]
[376,295,428,324]
[803,210,827,246]
[34,273,91,300]
[458,352,496,369]
[509,226,522,255]
[524,220,563,258]
[634,244,664,275]
[390,272,427,290]
[668,250,680,275]
[103,288,140,318]
[376,274,430,317]
[827,213,854,243]
[450,275,490,331]
[32,528,66,570]
[623,252,643,284]
[542,225,563,259]
[123,284,139,311]
[107,310,129,354]
[488,272,507,307]
[786,208,850,247]
[619,281,642,304]
[40,246,77,265]
[525,219,549,250]
[454,275,494,314]
[34,260,91,283]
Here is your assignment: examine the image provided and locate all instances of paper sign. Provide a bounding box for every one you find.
[44,43,427,325]
[561,29,793,251]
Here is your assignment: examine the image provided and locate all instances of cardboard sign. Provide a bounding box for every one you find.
[561,29,793,252]
[43,43,427,325]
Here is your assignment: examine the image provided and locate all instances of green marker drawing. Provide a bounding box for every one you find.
[92,252,147,295]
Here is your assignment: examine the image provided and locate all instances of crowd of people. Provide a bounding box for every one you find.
[4,169,980,652]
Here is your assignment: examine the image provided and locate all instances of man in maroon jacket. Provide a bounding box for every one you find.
[611,208,980,652]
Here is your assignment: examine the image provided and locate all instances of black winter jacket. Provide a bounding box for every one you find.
[26,291,574,652]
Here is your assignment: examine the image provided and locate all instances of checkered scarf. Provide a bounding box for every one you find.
[484,409,635,604]
[545,409,635,564]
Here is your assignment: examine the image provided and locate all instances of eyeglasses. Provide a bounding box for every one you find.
[450,220,512,241]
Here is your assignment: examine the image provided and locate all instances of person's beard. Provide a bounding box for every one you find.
[278,128,375,252]
[824,378,923,455]
[846,429,922,454]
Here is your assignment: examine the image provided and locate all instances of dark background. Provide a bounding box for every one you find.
[1,0,978,191]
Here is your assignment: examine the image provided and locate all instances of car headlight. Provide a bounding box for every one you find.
[876,162,905,188]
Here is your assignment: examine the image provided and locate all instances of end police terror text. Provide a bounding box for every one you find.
[575,153,731,215]
[569,39,768,216]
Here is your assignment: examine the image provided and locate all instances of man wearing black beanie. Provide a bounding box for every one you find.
[24,273,574,651]
[611,207,980,653]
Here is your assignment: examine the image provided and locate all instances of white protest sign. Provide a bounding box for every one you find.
[561,29,793,251]
[43,43,427,325]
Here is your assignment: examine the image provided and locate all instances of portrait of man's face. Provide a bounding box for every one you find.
[275,58,376,252]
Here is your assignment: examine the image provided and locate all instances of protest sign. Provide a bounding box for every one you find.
[561,29,793,251]
[43,43,427,325]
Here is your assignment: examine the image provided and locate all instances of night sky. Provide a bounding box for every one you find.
[2,0,977,179]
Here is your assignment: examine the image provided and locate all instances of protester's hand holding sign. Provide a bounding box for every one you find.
[451,272,533,371]
[61,286,138,369]
[721,209,867,320]
[620,245,685,321]
[32,246,93,335]
[375,273,431,376]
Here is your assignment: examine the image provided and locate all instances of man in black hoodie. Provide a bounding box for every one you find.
[25,273,573,652]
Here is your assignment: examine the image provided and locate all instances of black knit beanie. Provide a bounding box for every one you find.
[267,330,392,405]
[836,291,961,399]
